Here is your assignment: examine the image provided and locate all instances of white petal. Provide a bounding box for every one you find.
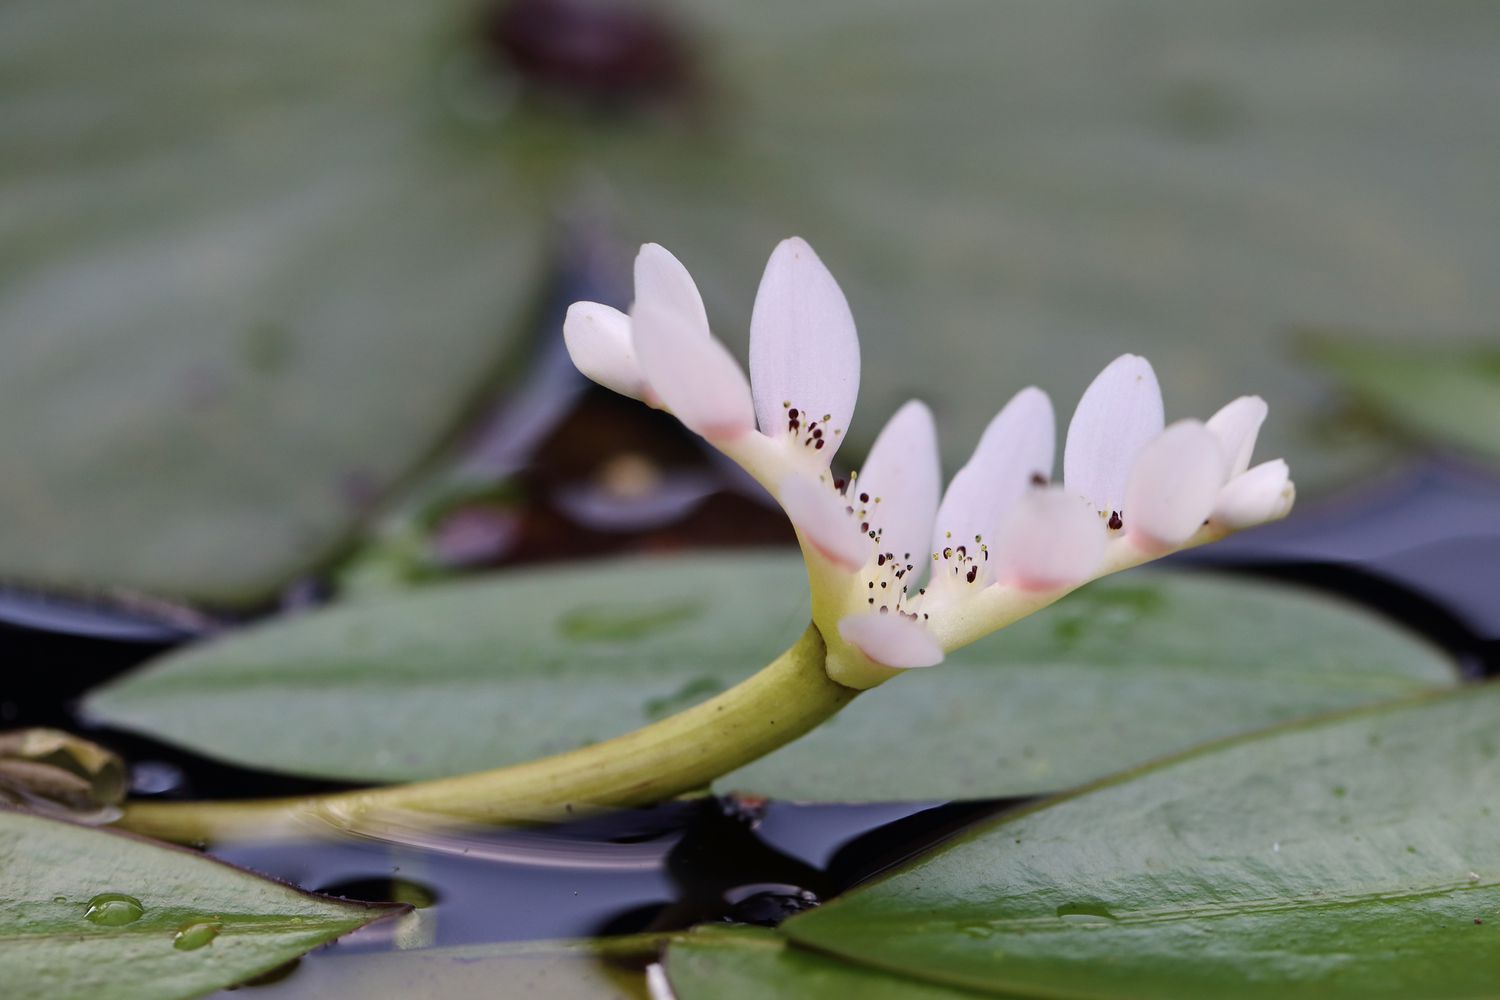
[1205,395,1268,479]
[856,401,941,566]
[562,302,647,400]
[631,299,754,441]
[995,488,1107,590]
[634,243,710,338]
[838,612,944,669]
[778,474,868,571]
[1064,354,1164,516]
[1124,420,1226,548]
[933,387,1055,561]
[748,238,860,460]
[1213,459,1295,528]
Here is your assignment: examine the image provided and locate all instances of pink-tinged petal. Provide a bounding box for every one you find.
[1064,354,1164,516]
[838,613,944,669]
[933,387,1055,560]
[562,302,647,400]
[857,401,941,567]
[631,299,754,441]
[1124,419,1226,548]
[749,238,860,461]
[1213,459,1295,528]
[634,243,710,338]
[1205,395,1268,479]
[778,474,868,571]
[995,488,1106,590]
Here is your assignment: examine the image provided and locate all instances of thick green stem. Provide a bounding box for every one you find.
[115,624,851,844]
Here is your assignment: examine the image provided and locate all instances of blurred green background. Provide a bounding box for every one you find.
[3,0,1497,606]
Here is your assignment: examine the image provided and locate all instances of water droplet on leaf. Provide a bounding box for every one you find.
[173,920,221,951]
[1055,900,1119,923]
[85,893,144,926]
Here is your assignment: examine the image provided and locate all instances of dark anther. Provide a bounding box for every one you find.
[879,606,889,614]
[877,554,886,566]
[880,582,887,589]
[868,581,874,589]
[1030,472,1048,486]
[812,428,823,439]
[942,547,952,559]
[956,545,966,558]
[860,522,869,533]
[1108,511,1124,531]
[834,478,845,492]
[868,598,875,605]
[788,408,799,419]
[859,493,870,503]
[966,567,978,583]
[815,440,825,450]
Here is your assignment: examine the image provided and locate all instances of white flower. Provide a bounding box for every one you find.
[565,239,1296,688]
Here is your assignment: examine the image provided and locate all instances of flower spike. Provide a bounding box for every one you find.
[564,239,1296,689]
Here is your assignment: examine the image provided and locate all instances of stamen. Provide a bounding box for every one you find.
[1108,511,1124,531]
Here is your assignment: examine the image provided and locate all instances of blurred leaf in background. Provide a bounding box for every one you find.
[4,0,1498,605]
[1308,338,1500,466]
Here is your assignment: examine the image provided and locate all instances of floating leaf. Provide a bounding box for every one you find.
[667,927,987,1000]
[0,809,393,1000]
[84,554,1456,801]
[1311,339,1500,465]
[785,685,1500,999]
[242,935,662,1000]
[0,1,543,604]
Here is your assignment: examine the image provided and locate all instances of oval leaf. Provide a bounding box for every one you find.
[83,554,1457,801]
[784,685,1500,999]
[668,927,987,1000]
[244,935,663,1000]
[0,1,542,604]
[0,809,392,1000]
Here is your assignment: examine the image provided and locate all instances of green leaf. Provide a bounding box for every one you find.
[783,685,1500,999]
[242,935,663,1000]
[0,809,393,1000]
[1310,340,1500,465]
[667,927,990,1000]
[84,553,1457,801]
[0,1,542,605]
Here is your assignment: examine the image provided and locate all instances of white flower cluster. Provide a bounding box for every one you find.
[566,240,1294,686]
